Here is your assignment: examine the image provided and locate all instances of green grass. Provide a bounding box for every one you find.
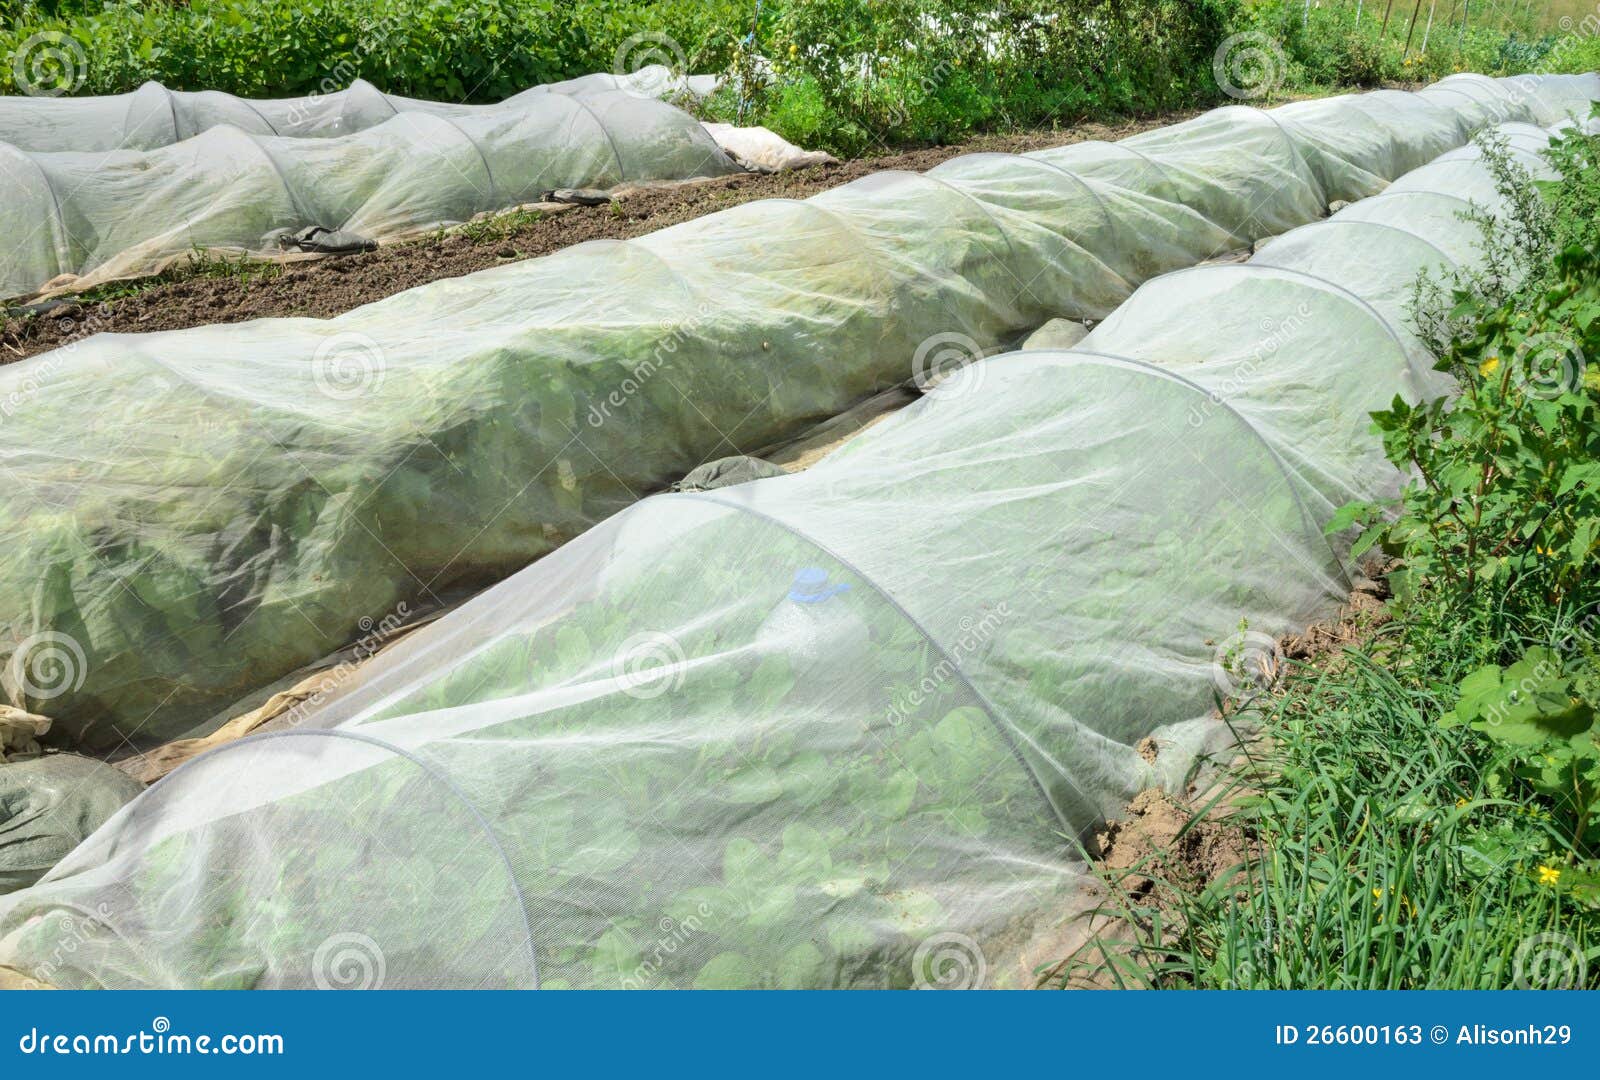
[448,206,545,245]
[1067,627,1595,989]
[1,248,285,321]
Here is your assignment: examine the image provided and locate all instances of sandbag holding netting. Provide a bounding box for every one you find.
[0,65,712,153]
[0,75,1591,754]
[0,754,142,895]
[0,119,1564,988]
[0,86,737,299]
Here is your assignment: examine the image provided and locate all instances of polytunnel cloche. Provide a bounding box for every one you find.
[0,75,1589,759]
[0,94,1584,986]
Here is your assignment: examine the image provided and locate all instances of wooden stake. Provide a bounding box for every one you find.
[1403,0,1425,53]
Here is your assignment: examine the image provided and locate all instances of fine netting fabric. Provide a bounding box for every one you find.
[0,75,1591,755]
[0,86,738,299]
[0,114,1574,989]
[0,66,714,152]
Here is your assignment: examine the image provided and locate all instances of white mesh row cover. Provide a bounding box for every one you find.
[0,65,716,153]
[0,85,740,300]
[0,116,1560,989]
[0,73,1592,756]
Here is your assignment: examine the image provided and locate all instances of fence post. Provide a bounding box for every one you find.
[1403,0,1425,54]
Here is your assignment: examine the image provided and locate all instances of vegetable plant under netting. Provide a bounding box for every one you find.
[0,75,1591,755]
[0,118,1562,988]
[0,85,739,300]
[0,65,715,153]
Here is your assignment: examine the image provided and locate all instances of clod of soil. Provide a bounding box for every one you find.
[1094,788,1250,900]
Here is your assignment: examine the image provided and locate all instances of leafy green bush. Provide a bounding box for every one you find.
[1,0,1239,155]
[1336,124,1600,628]
[1444,646,1600,870]
[1334,249,1600,621]
[705,0,1238,153]
[1239,0,1570,89]
[1321,120,1600,910]
[0,0,746,101]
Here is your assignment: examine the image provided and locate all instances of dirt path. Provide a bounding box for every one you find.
[0,113,1201,364]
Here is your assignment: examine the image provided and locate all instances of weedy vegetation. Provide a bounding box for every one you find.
[1062,109,1600,991]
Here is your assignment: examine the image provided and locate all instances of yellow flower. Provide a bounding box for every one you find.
[1372,887,1383,899]
[1455,797,1469,809]
[1479,355,1500,377]
[1537,865,1562,887]
[789,43,798,55]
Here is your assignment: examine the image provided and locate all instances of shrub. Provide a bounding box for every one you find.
[1338,122,1600,632]
[1,0,1241,155]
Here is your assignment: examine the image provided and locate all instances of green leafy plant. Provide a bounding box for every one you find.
[1332,164,1600,625]
[1444,647,1600,856]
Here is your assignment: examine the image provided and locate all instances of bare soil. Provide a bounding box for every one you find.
[0,113,1199,365]
[1038,573,1394,988]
